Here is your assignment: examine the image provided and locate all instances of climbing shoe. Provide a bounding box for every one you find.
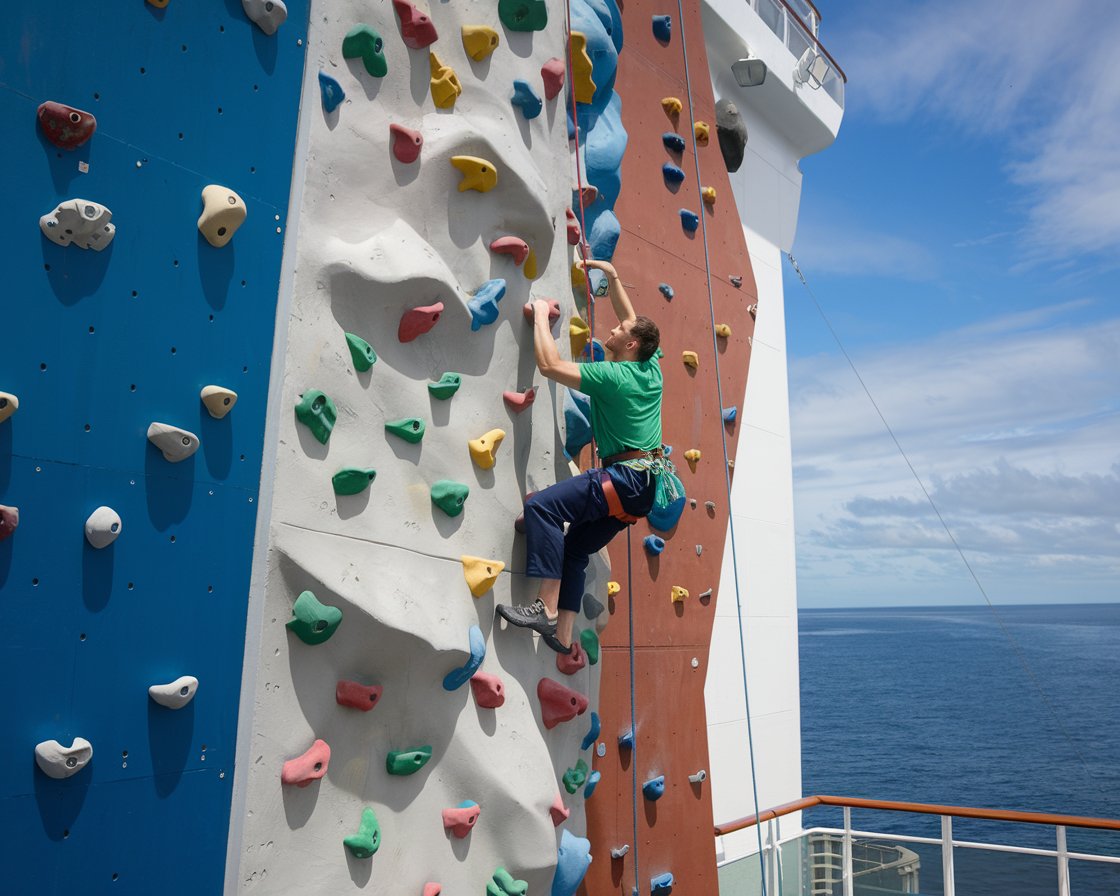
[496,599,572,654]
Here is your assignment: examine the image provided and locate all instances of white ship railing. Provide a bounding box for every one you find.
[716,795,1120,895]
[748,0,846,107]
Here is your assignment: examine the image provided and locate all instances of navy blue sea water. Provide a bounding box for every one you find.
[798,603,1120,895]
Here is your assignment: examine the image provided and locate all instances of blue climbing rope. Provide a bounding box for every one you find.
[674,2,769,890]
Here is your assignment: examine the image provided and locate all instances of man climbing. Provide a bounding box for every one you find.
[495,258,663,654]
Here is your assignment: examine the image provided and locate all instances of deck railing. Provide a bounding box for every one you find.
[716,795,1120,896]
[748,0,846,107]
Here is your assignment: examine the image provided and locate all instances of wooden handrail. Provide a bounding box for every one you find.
[715,795,1120,836]
[774,0,847,84]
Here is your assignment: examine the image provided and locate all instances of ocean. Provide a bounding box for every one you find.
[798,603,1120,895]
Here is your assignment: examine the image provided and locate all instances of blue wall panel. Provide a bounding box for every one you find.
[0,1,308,891]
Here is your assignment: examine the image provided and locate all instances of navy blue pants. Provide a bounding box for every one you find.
[523,465,656,613]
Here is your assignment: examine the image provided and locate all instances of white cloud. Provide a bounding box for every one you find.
[792,217,939,280]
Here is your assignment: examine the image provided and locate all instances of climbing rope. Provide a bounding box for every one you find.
[676,1,770,890]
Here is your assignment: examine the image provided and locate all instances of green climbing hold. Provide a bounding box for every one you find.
[580,628,600,665]
[386,417,426,444]
[333,467,377,495]
[286,591,343,645]
[487,868,529,896]
[427,372,462,400]
[343,807,381,858]
[343,24,388,77]
[386,745,433,776]
[562,758,588,794]
[346,333,377,371]
[295,390,337,444]
[431,480,470,517]
[498,0,548,32]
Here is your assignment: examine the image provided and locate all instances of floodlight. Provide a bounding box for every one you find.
[731,57,767,87]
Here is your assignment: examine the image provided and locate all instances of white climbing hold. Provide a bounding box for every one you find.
[84,506,122,549]
[39,199,115,251]
[197,185,247,248]
[200,385,238,419]
[688,769,707,783]
[149,675,199,709]
[147,422,200,463]
[242,0,287,34]
[0,392,17,423]
[34,737,93,779]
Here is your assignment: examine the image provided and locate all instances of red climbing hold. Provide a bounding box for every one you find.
[281,739,331,787]
[503,387,538,413]
[37,101,97,150]
[335,680,384,711]
[389,123,423,163]
[490,236,530,265]
[392,0,438,48]
[541,57,566,100]
[550,792,570,826]
[399,302,444,342]
[566,209,582,245]
[442,802,481,838]
[537,678,589,729]
[423,886,442,896]
[556,639,587,675]
[0,505,18,542]
[523,300,561,325]
[470,671,506,708]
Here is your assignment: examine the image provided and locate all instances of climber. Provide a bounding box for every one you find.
[495,259,663,653]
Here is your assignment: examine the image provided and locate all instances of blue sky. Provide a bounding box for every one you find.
[784,0,1120,607]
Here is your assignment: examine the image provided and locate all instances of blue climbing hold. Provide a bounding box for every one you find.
[581,711,601,750]
[588,209,621,261]
[651,872,674,895]
[651,14,672,42]
[581,339,605,362]
[563,389,593,459]
[551,829,593,896]
[511,79,543,120]
[583,770,601,799]
[468,279,507,331]
[643,535,665,556]
[662,132,686,153]
[643,775,666,801]
[618,728,634,750]
[658,283,674,300]
[679,209,699,232]
[442,625,486,691]
[662,163,685,185]
[722,406,737,424]
[319,71,345,113]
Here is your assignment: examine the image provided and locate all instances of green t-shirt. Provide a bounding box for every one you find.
[578,354,663,458]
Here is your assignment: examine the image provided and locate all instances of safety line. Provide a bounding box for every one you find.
[625,527,642,894]
[787,252,1105,802]
[675,1,769,890]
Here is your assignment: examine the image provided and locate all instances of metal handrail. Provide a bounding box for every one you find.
[715,794,1120,836]
[773,0,847,83]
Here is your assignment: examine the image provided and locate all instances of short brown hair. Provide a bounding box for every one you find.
[630,316,660,361]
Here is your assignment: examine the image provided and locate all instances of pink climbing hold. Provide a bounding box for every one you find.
[541,57,566,100]
[398,302,444,342]
[281,739,331,787]
[490,236,530,265]
[537,678,589,730]
[523,300,561,325]
[390,123,423,163]
[566,209,582,245]
[392,0,438,48]
[0,505,18,542]
[579,185,598,208]
[503,387,538,413]
[442,802,481,838]
[335,680,384,711]
[556,638,587,675]
[470,671,506,708]
[550,792,570,826]
[423,886,442,896]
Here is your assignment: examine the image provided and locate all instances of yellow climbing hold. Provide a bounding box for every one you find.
[681,351,699,369]
[715,323,732,338]
[701,186,716,205]
[468,428,506,469]
[461,555,506,597]
[571,262,587,289]
[684,449,701,472]
[661,97,683,119]
[429,52,462,108]
[671,586,689,603]
[607,581,620,596]
[524,248,538,279]
[450,156,498,193]
[694,121,710,145]
[461,24,500,61]
[570,33,596,104]
[569,316,590,356]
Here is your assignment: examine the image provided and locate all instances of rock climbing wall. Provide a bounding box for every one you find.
[0,2,308,893]
[232,2,611,893]
[580,2,760,894]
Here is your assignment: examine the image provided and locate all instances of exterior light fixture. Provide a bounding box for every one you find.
[731,57,767,87]
[793,47,830,88]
